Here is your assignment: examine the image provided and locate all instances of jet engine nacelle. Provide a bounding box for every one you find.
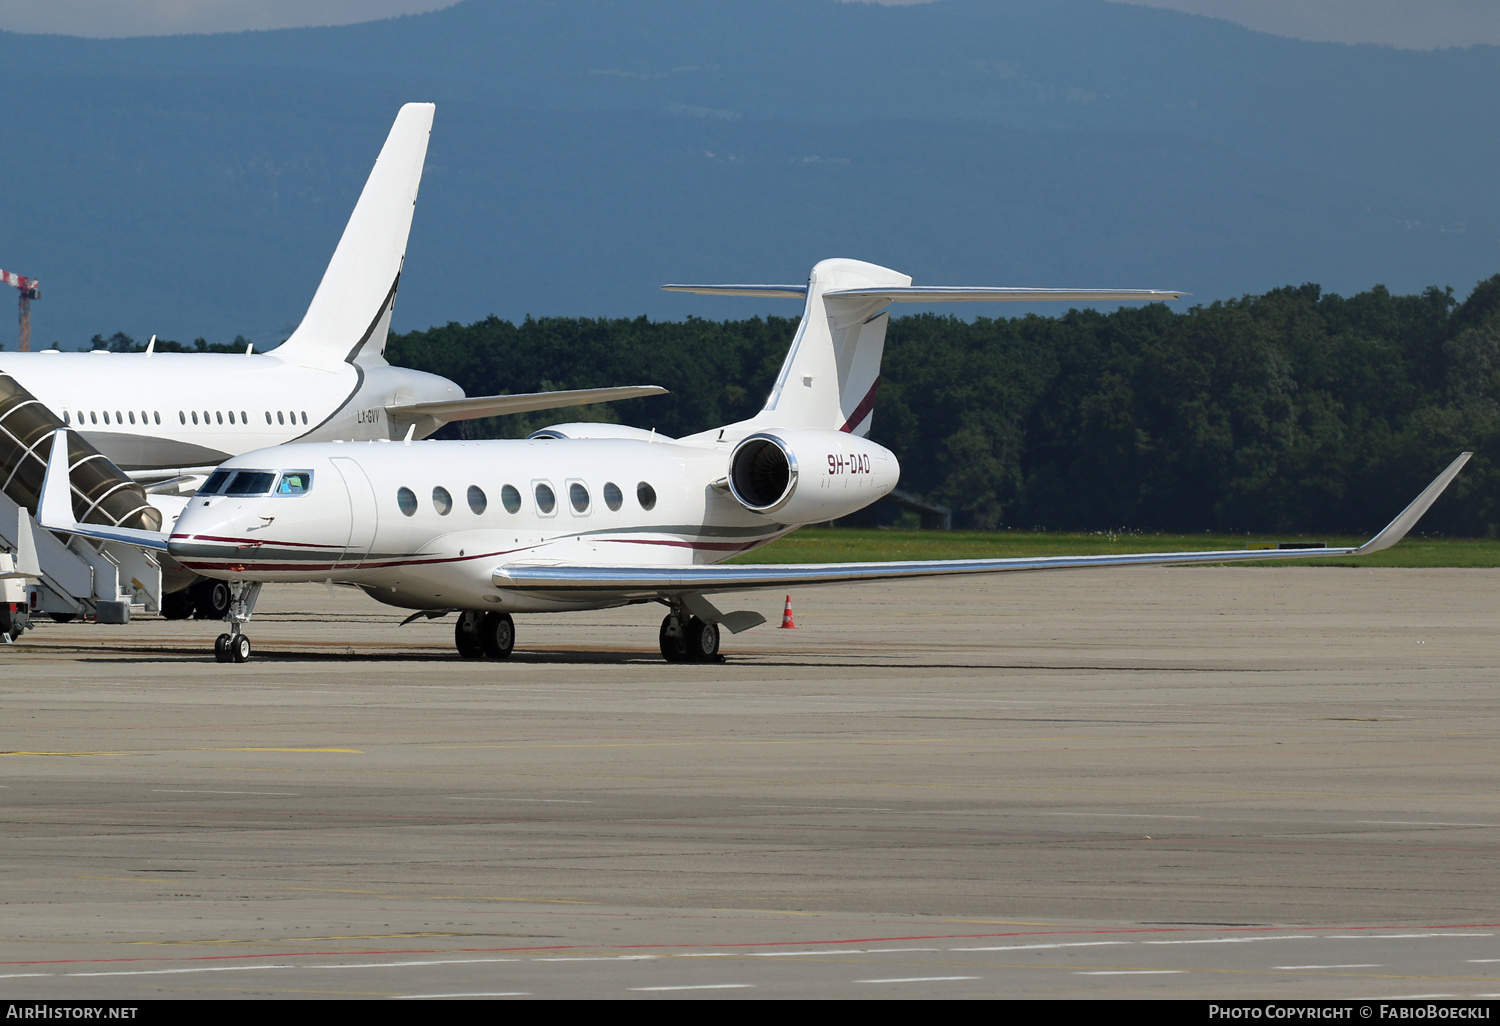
[726,429,899,525]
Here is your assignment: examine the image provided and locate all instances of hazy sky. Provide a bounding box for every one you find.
[0,0,1494,49]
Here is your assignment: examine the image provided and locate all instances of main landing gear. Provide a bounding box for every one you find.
[659,610,721,664]
[455,610,514,659]
[212,581,261,664]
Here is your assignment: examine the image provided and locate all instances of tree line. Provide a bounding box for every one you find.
[99,275,1500,535]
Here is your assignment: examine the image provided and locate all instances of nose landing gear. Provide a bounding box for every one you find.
[211,581,261,664]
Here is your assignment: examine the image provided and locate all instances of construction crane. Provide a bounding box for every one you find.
[0,269,39,352]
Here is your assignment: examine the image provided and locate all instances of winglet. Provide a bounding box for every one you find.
[14,505,40,579]
[38,429,79,533]
[1353,452,1472,555]
[36,429,171,552]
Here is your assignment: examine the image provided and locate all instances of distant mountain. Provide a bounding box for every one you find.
[1,0,1496,348]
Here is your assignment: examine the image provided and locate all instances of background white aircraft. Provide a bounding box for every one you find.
[0,101,660,621]
[35,258,1471,664]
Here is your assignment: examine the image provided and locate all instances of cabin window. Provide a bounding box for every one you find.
[432,486,453,516]
[191,412,198,425]
[534,482,556,515]
[277,411,285,425]
[467,485,487,515]
[569,482,590,514]
[301,411,308,425]
[179,411,185,425]
[603,482,623,511]
[226,411,235,425]
[276,471,311,495]
[240,411,247,423]
[202,411,209,424]
[265,412,272,425]
[215,412,223,425]
[102,411,110,425]
[500,484,521,514]
[116,410,123,423]
[141,410,148,423]
[62,411,70,425]
[128,411,135,425]
[90,411,97,425]
[396,487,418,517]
[200,470,231,494]
[154,412,161,425]
[225,471,276,496]
[637,482,657,511]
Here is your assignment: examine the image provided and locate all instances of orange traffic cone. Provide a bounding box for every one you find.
[779,594,797,629]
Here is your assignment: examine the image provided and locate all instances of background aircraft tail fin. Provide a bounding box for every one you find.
[273,102,434,369]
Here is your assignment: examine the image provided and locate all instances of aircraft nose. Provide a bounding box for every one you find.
[167,503,246,562]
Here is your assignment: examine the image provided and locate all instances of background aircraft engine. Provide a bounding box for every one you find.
[726,430,899,524]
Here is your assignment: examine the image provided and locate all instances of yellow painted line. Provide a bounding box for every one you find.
[192,747,363,754]
[427,738,981,751]
[0,751,131,757]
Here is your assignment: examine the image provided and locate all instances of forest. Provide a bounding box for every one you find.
[99,275,1500,536]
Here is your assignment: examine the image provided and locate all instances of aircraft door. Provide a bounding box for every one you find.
[330,457,378,567]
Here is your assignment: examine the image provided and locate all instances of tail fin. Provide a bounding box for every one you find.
[768,258,907,436]
[665,260,1185,437]
[273,102,434,369]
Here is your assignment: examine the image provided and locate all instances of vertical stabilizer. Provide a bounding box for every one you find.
[759,258,910,435]
[273,103,434,369]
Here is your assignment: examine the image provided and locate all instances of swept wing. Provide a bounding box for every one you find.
[493,453,1471,598]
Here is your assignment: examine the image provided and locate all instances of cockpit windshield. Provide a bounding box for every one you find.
[225,471,277,496]
[276,471,312,495]
[197,469,313,497]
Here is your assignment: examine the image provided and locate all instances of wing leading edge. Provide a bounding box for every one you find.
[386,385,667,425]
[492,453,1472,598]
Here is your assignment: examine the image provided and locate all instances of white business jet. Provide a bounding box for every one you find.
[35,258,1470,664]
[0,102,662,475]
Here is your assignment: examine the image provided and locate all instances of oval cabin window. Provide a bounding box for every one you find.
[534,483,556,515]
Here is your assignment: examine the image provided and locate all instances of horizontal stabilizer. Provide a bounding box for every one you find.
[661,285,807,298]
[824,286,1187,304]
[661,284,1186,304]
[386,385,667,424]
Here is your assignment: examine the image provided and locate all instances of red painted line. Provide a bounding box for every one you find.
[177,545,533,574]
[171,533,337,550]
[839,377,879,433]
